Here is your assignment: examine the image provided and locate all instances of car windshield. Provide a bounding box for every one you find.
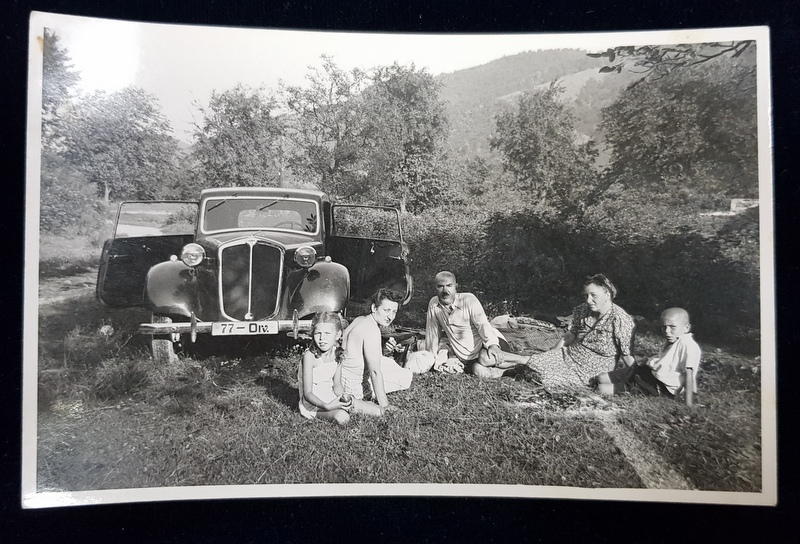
[202,197,318,234]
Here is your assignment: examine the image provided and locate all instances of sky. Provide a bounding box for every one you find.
[32,13,762,142]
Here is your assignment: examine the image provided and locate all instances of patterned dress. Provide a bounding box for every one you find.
[527,303,635,388]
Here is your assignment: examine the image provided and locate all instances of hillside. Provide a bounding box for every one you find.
[437,49,641,160]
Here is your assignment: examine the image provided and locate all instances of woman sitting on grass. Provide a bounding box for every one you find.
[339,288,413,415]
[298,311,355,425]
[527,274,635,389]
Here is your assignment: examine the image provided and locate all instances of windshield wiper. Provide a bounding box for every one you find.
[206,193,238,213]
[258,200,280,211]
[258,195,291,211]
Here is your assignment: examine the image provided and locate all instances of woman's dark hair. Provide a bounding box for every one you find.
[584,274,618,300]
[371,287,404,308]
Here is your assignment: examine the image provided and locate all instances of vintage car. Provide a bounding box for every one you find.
[96,187,413,363]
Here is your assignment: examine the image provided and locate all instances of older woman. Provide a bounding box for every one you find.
[527,274,635,388]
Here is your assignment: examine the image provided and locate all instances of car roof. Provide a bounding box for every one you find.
[200,187,327,200]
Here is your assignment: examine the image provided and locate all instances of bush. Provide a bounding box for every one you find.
[475,204,760,351]
[40,152,104,236]
[401,207,490,294]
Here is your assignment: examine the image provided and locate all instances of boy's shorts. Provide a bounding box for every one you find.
[606,364,674,397]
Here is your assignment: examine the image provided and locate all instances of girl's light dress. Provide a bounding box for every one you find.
[298,352,339,419]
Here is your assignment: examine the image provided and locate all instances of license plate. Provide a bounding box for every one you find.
[212,321,278,336]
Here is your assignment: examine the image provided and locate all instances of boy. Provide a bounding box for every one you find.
[596,307,701,403]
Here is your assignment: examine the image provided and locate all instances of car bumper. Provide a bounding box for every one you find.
[139,319,313,337]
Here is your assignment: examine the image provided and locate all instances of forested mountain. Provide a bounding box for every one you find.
[436,49,635,158]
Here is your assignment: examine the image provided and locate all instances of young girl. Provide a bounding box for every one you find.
[298,311,353,425]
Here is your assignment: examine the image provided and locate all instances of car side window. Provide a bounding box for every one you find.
[114,202,197,238]
[332,206,401,241]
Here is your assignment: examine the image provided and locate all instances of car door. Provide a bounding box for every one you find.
[97,201,198,307]
[327,204,412,304]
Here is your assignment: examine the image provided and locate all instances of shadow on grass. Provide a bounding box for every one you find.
[256,375,298,410]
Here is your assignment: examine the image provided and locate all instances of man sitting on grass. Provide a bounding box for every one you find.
[423,271,529,378]
[595,307,701,403]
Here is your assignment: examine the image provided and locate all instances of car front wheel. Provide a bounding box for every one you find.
[151,314,179,365]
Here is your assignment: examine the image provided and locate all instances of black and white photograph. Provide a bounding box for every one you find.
[22,12,775,508]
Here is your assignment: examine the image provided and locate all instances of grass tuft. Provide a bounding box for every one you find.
[92,357,150,401]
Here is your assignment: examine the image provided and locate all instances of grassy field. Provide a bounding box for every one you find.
[34,234,764,494]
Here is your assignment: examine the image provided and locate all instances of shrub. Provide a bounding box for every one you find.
[401,206,490,294]
[475,204,760,351]
[40,152,104,236]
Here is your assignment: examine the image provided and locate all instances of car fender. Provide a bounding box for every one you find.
[144,260,199,318]
[287,260,350,318]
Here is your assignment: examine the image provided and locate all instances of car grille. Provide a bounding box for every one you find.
[219,239,283,320]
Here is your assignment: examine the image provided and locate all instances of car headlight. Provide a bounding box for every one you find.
[294,246,317,268]
[180,243,205,267]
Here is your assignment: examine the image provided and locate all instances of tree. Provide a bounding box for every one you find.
[39,152,102,234]
[489,84,598,214]
[39,29,102,234]
[600,52,758,200]
[588,41,754,83]
[41,29,80,150]
[192,85,285,188]
[361,64,454,213]
[282,56,374,196]
[65,87,180,204]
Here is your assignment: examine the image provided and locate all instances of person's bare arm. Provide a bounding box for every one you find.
[681,343,702,404]
[685,368,694,405]
[363,323,391,409]
[332,362,344,397]
[484,344,504,366]
[556,306,584,349]
[614,313,636,367]
[620,355,635,367]
[554,331,575,350]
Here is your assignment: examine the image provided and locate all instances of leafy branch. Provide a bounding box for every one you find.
[588,41,754,83]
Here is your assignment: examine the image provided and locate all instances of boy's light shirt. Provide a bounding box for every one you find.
[646,332,702,395]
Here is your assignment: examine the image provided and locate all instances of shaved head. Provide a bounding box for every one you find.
[435,271,456,284]
[661,307,690,325]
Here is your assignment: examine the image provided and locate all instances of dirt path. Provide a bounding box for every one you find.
[512,399,694,490]
[593,411,693,490]
[38,271,97,307]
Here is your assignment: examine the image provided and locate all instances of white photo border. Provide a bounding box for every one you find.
[22,12,776,508]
